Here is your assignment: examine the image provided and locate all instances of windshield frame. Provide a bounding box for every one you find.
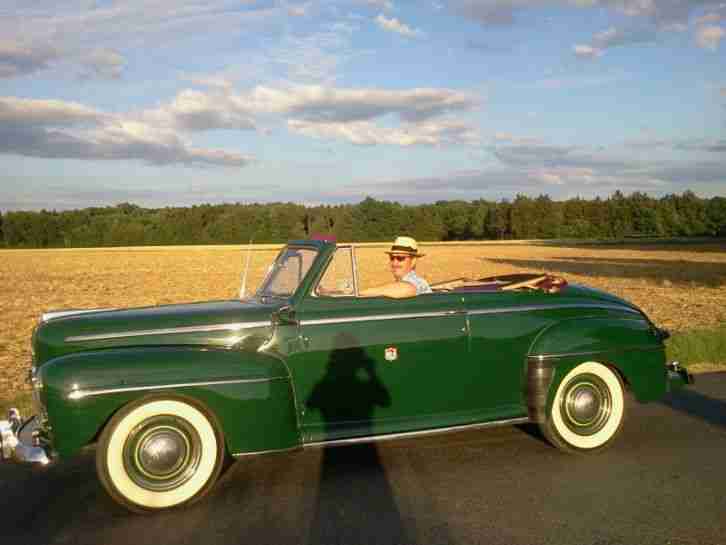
[255,245,320,299]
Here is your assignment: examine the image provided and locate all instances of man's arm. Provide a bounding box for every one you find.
[359,281,417,298]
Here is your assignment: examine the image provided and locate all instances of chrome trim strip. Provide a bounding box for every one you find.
[528,345,662,361]
[300,303,638,326]
[65,321,271,343]
[232,445,303,458]
[301,310,456,326]
[351,245,360,298]
[42,308,117,322]
[468,303,640,316]
[304,416,530,448]
[67,376,285,400]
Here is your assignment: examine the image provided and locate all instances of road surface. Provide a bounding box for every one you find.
[2,373,725,545]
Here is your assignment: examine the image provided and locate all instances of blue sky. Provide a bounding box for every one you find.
[1,0,724,211]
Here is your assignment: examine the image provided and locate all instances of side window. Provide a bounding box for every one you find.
[315,247,355,297]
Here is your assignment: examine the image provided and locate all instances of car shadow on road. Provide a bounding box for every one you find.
[660,386,726,430]
[513,422,550,446]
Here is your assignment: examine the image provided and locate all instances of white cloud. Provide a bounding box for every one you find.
[79,48,126,79]
[247,84,478,122]
[0,1,282,80]
[0,96,102,126]
[0,96,252,166]
[592,26,656,47]
[573,44,603,58]
[674,138,726,153]
[288,2,310,17]
[262,24,358,84]
[529,71,627,89]
[493,132,543,145]
[0,80,482,165]
[142,89,257,131]
[695,13,722,25]
[0,41,59,78]
[375,14,423,37]
[449,0,724,27]
[696,25,725,50]
[288,118,478,146]
[183,74,235,91]
[358,0,395,10]
[574,25,656,59]
[141,83,480,146]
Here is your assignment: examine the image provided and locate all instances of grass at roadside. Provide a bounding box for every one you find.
[667,324,726,371]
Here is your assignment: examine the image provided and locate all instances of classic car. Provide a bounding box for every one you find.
[1,238,693,513]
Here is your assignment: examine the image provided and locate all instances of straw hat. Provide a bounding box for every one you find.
[385,236,425,257]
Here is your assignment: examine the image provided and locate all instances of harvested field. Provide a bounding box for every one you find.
[1,241,725,396]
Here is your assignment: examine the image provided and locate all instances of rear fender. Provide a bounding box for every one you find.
[525,317,667,421]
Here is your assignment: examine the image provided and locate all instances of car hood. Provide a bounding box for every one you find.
[33,298,283,365]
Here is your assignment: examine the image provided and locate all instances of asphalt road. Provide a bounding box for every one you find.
[3,373,726,545]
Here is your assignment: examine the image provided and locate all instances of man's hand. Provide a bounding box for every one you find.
[359,281,417,298]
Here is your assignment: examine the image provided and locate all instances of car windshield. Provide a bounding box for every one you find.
[256,246,319,298]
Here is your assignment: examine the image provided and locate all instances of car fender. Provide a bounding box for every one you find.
[524,316,666,422]
[41,346,301,458]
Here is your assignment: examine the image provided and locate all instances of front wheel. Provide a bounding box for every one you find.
[540,362,626,453]
[96,396,225,513]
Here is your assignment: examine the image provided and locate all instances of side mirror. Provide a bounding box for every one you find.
[272,305,298,326]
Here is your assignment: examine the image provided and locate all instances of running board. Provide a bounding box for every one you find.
[305,416,531,449]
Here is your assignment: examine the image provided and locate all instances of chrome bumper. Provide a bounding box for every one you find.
[0,409,52,465]
[666,361,694,392]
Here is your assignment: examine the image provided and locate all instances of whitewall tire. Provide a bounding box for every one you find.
[541,362,626,453]
[96,396,225,512]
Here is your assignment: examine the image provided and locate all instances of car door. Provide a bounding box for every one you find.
[464,290,560,413]
[289,294,474,443]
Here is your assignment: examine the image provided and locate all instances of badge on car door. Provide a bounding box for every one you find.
[384,346,398,362]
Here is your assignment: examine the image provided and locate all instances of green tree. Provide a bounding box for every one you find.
[705,196,726,236]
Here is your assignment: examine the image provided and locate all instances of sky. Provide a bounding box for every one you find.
[0,0,725,211]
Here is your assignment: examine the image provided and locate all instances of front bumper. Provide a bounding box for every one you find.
[666,361,694,392]
[0,410,52,465]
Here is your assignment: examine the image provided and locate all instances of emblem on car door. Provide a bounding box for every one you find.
[385,346,398,362]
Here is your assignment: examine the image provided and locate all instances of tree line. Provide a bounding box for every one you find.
[1,191,725,248]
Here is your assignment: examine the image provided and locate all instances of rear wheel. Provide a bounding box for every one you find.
[96,396,225,513]
[541,362,625,453]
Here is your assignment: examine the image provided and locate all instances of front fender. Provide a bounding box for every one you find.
[41,346,300,458]
[526,316,667,406]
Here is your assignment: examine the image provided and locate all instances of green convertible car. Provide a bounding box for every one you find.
[0,239,693,512]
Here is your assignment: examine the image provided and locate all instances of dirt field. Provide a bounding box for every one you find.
[1,241,725,395]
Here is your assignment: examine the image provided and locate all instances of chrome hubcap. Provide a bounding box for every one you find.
[560,373,612,436]
[137,428,188,477]
[124,416,201,491]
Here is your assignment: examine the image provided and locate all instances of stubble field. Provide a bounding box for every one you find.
[1,241,725,396]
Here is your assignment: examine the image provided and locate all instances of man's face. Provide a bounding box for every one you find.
[389,254,415,280]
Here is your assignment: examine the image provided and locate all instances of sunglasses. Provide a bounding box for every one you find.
[389,255,411,262]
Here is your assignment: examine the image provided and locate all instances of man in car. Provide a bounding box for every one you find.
[360,236,432,298]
